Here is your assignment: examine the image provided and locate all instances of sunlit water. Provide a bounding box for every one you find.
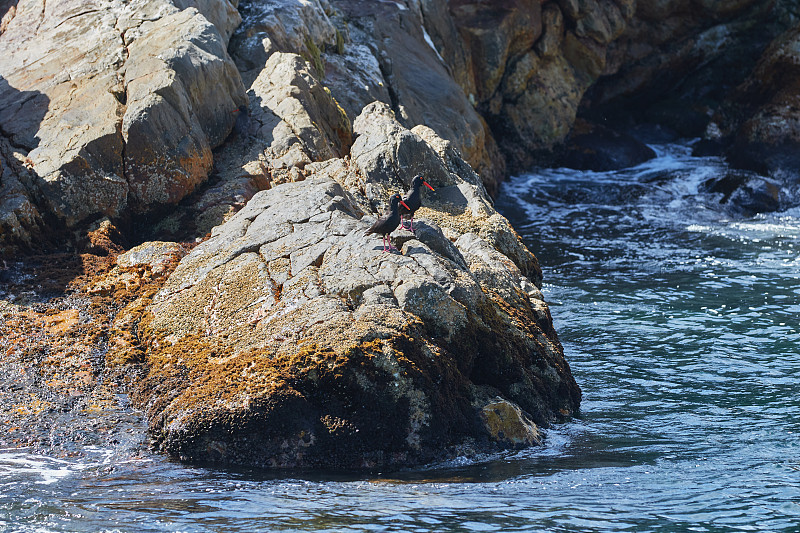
[3,143,800,532]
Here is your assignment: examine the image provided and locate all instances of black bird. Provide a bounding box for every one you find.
[365,193,411,252]
[399,174,435,232]
[231,104,250,137]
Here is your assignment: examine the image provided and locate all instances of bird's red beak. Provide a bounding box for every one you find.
[400,200,411,211]
[423,181,435,191]
[231,108,240,113]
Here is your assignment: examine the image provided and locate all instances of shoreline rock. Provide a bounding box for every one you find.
[2,0,798,255]
[131,104,579,469]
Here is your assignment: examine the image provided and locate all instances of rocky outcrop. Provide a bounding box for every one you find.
[4,0,800,472]
[708,25,800,184]
[5,0,797,257]
[0,0,245,244]
[589,0,768,106]
[131,103,579,469]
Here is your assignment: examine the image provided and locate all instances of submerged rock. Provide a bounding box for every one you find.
[132,104,580,469]
[701,170,784,216]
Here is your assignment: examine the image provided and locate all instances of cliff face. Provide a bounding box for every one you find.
[3,0,797,253]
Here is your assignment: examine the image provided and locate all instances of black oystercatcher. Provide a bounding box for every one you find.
[399,174,435,232]
[365,193,411,252]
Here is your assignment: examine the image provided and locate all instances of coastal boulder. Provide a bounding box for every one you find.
[132,104,580,470]
[557,120,656,171]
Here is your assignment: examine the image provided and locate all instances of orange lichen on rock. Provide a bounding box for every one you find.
[38,309,81,334]
[0,219,192,451]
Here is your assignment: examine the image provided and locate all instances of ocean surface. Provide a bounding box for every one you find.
[2,143,800,532]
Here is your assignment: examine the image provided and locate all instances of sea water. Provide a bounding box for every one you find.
[2,143,799,532]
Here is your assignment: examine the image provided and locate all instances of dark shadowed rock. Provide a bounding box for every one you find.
[643,99,711,139]
[558,119,656,171]
[0,137,43,256]
[712,25,800,186]
[701,169,783,215]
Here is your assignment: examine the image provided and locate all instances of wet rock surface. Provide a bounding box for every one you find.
[557,119,656,171]
[0,227,188,457]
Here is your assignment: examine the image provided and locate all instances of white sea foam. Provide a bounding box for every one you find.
[0,451,79,485]
[0,446,151,486]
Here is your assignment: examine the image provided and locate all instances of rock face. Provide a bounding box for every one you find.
[3,0,797,256]
[0,0,245,243]
[426,0,636,171]
[133,103,580,469]
[587,0,770,110]
[228,0,506,193]
[709,25,800,183]
[581,0,798,141]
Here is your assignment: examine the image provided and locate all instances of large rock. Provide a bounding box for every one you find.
[191,48,353,236]
[711,25,800,183]
[121,8,245,208]
[0,0,245,235]
[421,0,636,171]
[557,119,656,171]
[230,0,337,83]
[132,103,580,469]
